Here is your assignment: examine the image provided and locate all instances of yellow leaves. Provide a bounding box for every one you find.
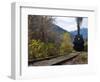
[28,39,58,60]
[60,32,73,55]
[28,39,47,59]
[28,32,73,60]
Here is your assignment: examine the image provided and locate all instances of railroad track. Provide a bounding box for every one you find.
[52,54,79,65]
[29,52,80,66]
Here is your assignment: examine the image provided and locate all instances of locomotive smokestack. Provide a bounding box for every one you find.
[76,17,83,35]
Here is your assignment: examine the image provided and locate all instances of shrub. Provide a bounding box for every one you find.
[28,39,59,60]
[28,39,48,60]
[46,43,59,57]
[84,41,88,51]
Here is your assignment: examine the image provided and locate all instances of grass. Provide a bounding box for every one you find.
[72,51,88,64]
[61,51,88,65]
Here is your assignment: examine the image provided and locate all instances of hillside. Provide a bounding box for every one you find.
[70,28,88,40]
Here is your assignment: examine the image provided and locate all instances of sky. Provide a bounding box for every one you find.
[53,16,88,32]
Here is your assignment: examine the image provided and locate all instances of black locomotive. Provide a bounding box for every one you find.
[73,17,84,51]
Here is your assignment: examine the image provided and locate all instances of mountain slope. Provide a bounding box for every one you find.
[70,28,88,39]
[49,24,71,44]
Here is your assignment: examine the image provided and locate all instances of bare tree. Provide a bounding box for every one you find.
[28,15,54,43]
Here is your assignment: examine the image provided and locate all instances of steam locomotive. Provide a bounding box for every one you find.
[73,17,84,51]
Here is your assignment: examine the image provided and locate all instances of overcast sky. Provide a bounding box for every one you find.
[53,17,88,32]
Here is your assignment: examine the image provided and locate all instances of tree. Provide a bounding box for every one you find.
[28,15,54,43]
[60,32,73,55]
